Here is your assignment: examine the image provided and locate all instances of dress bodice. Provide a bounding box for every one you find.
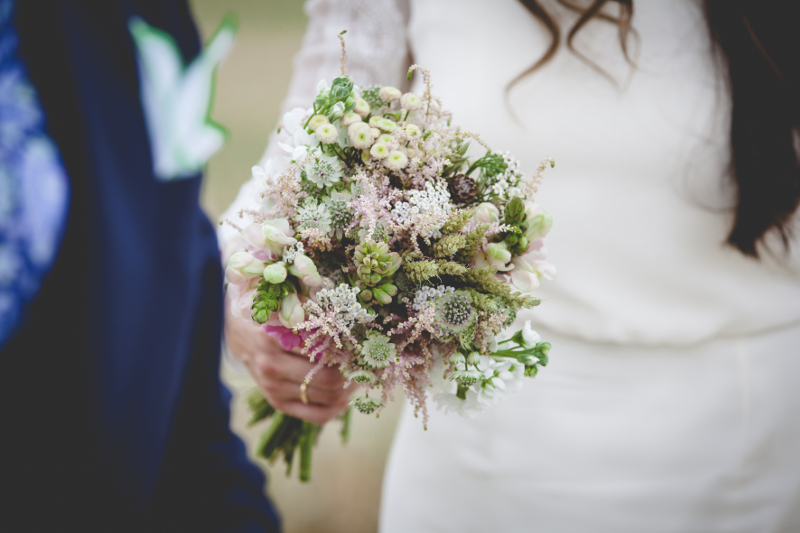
[408,0,800,345]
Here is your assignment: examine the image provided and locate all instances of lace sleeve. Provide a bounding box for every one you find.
[217,0,412,255]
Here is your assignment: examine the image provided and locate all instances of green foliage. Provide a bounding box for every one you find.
[455,223,489,263]
[440,208,475,236]
[457,266,540,310]
[442,140,470,178]
[403,260,439,282]
[466,152,507,178]
[360,86,388,111]
[251,279,295,324]
[432,235,467,258]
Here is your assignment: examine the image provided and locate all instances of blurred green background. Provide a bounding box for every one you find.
[189,2,403,532]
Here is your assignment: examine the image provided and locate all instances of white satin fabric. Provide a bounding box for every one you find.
[222,0,800,530]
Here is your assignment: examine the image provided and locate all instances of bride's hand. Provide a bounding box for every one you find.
[224,303,354,425]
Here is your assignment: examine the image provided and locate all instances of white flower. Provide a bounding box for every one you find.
[523,201,553,242]
[279,107,307,136]
[391,181,453,238]
[521,320,541,347]
[472,202,500,224]
[400,92,422,110]
[287,253,322,287]
[348,122,374,149]
[262,262,288,284]
[302,149,342,188]
[377,133,394,145]
[241,219,296,259]
[383,150,409,171]
[279,292,304,328]
[509,247,556,292]
[473,241,513,271]
[429,355,526,419]
[315,283,374,326]
[308,114,329,131]
[378,86,402,102]
[370,142,389,159]
[375,118,397,132]
[225,252,265,285]
[315,123,339,144]
[353,97,370,118]
[340,111,362,127]
[412,285,455,311]
[404,123,421,138]
[315,79,329,95]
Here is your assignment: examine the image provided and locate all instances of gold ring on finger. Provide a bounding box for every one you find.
[300,382,309,405]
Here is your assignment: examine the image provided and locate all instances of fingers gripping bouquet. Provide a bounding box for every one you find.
[223,37,555,481]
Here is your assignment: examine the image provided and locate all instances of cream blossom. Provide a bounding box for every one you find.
[340,111,362,127]
[278,292,304,328]
[315,123,339,144]
[384,150,409,171]
[348,122,374,149]
[400,92,422,110]
[262,262,288,284]
[370,142,389,159]
[473,241,513,271]
[473,202,500,224]
[353,97,370,117]
[287,252,322,287]
[225,252,265,285]
[509,246,556,292]
[379,86,402,101]
[308,114,329,131]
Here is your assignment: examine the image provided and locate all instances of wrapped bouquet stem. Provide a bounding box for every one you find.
[224,36,555,481]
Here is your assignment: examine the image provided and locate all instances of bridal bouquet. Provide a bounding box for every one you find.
[224,39,555,481]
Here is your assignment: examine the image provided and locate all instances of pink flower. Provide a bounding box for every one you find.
[227,279,258,323]
[264,324,303,351]
[241,219,296,260]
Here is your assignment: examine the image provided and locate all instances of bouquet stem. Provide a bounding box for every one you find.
[246,389,350,482]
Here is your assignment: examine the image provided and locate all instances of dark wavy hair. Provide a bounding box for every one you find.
[514,0,800,257]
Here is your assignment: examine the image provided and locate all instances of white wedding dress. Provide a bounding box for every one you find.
[223,1,800,531]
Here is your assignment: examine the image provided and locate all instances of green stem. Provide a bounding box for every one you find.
[298,422,320,482]
[339,407,352,444]
[256,412,287,460]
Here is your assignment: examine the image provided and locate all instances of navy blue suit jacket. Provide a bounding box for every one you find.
[0,2,281,531]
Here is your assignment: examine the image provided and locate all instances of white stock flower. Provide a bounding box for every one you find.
[521,320,541,347]
[280,107,307,136]
[509,248,556,292]
[473,241,513,271]
[472,202,500,224]
[278,292,304,328]
[523,201,553,242]
[225,252,265,285]
[242,219,296,259]
[287,253,322,287]
[262,262,288,284]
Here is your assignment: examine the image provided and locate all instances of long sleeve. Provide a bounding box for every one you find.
[217,0,412,253]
